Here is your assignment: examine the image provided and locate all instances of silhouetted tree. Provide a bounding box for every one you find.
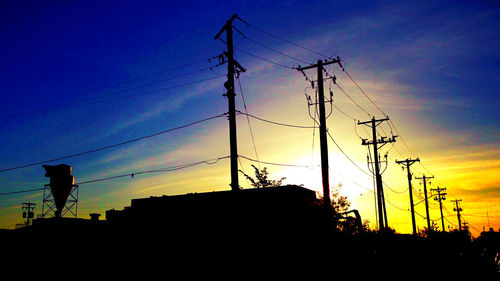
[418,222,439,238]
[330,184,351,213]
[239,165,286,188]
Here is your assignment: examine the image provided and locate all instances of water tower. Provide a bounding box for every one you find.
[41,164,79,218]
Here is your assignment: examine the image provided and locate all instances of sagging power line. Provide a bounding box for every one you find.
[0,154,317,197]
[0,113,228,173]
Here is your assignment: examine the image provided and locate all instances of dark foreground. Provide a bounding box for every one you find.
[2,186,498,278]
[3,219,499,279]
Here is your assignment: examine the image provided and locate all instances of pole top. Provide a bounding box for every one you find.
[214,14,239,40]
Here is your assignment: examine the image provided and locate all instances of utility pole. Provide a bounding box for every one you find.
[396,158,420,235]
[431,186,447,232]
[22,202,36,226]
[415,175,434,231]
[215,14,246,191]
[358,117,397,229]
[297,58,340,209]
[451,199,463,231]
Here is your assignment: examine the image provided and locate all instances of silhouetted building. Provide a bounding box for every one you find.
[106,185,329,237]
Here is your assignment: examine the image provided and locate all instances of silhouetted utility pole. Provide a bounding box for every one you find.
[396,158,420,235]
[415,175,433,231]
[22,202,35,226]
[451,199,463,231]
[297,58,340,209]
[215,14,246,191]
[431,186,447,231]
[358,117,397,229]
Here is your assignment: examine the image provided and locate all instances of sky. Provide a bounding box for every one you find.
[0,0,499,236]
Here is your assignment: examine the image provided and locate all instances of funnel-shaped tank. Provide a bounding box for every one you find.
[43,164,74,217]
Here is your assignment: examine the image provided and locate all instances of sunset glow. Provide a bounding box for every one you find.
[0,0,498,237]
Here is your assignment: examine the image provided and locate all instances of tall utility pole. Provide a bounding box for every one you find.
[451,199,463,231]
[358,117,397,229]
[297,58,340,209]
[215,14,246,191]
[431,186,447,232]
[396,158,420,235]
[22,202,36,226]
[415,175,434,231]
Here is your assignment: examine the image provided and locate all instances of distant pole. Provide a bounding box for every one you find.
[416,175,434,231]
[358,117,397,229]
[215,14,246,191]
[21,202,36,226]
[297,58,340,209]
[431,187,447,231]
[487,209,491,230]
[451,199,462,231]
[396,158,420,235]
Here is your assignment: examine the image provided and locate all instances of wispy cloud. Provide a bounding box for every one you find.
[101,77,224,138]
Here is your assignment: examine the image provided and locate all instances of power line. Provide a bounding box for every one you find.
[0,113,227,173]
[234,46,295,69]
[462,213,500,219]
[237,111,373,178]
[0,156,230,197]
[1,154,313,198]
[0,58,214,114]
[77,156,230,185]
[384,183,408,194]
[0,188,45,196]
[326,130,372,177]
[461,217,482,234]
[387,120,419,159]
[239,154,315,168]
[1,75,225,120]
[236,77,260,168]
[331,103,357,121]
[341,67,387,116]
[237,111,314,129]
[384,196,410,212]
[335,83,372,118]
[247,23,331,59]
[240,34,310,64]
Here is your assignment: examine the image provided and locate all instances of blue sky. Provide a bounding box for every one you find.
[1,0,499,234]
